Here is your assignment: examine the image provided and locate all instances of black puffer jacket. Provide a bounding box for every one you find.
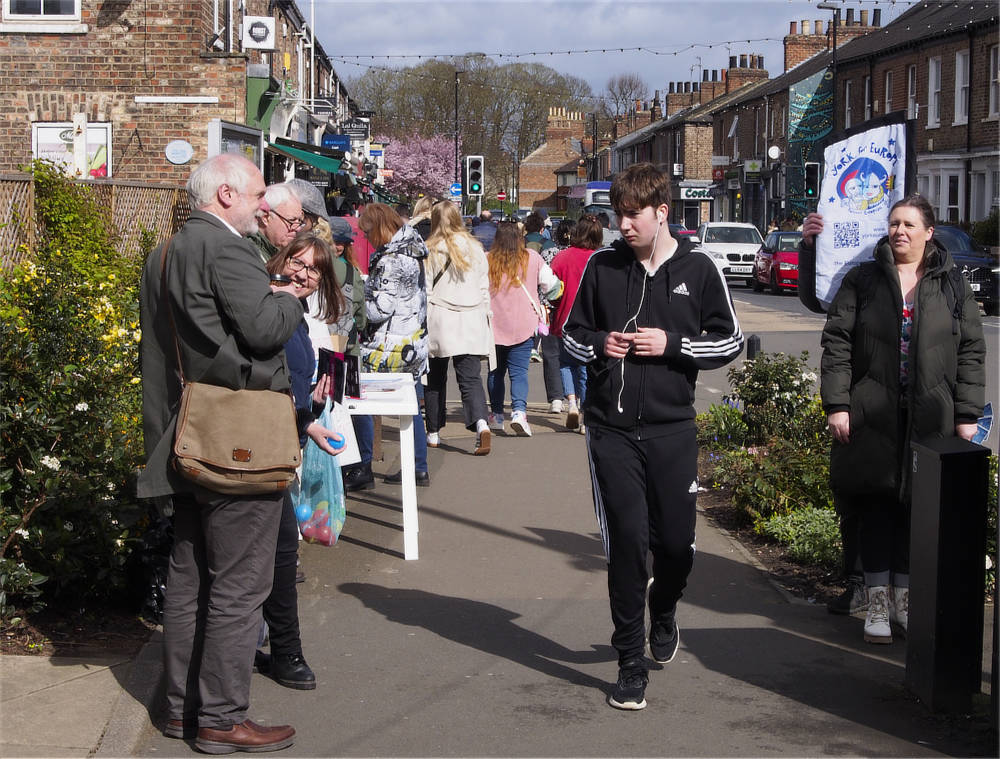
[820,236,986,499]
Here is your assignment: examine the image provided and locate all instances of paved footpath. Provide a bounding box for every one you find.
[133,394,992,758]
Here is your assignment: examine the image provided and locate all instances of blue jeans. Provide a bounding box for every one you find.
[488,338,533,415]
[412,379,428,473]
[559,343,587,403]
[352,414,374,465]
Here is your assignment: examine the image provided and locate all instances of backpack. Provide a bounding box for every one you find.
[855,261,965,335]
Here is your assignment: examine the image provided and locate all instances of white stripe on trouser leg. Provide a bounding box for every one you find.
[585,426,611,562]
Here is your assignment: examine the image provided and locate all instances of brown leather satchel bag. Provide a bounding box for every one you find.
[160,239,300,495]
[172,382,300,494]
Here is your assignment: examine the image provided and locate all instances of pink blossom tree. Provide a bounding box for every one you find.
[377,133,458,200]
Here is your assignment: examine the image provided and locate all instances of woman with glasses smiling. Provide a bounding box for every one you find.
[257,233,344,691]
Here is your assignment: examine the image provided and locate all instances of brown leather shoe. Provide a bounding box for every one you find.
[195,720,295,754]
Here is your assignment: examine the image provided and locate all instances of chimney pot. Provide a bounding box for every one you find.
[758,55,764,69]
[702,69,709,81]
[873,8,881,26]
[815,19,823,35]
[694,81,700,92]
[712,69,719,82]
[802,19,811,35]
[861,9,868,26]
[729,55,737,69]
[846,8,854,25]
[789,20,797,35]
[739,53,748,68]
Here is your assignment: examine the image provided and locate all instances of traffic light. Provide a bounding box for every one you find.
[464,155,484,196]
[804,162,820,199]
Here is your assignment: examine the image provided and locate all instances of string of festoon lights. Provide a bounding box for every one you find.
[331,0,993,113]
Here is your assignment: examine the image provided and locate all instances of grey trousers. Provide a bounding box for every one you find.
[163,489,283,728]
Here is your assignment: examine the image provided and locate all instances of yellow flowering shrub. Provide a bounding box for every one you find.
[0,161,147,619]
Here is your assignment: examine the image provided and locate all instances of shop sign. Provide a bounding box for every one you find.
[712,168,724,181]
[711,155,730,166]
[342,118,370,140]
[680,187,713,200]
[322,134,351,151]
[31,121,112,178]
[743,159,763,183]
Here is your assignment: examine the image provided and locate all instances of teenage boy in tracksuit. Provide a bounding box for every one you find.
[563,163,743,710]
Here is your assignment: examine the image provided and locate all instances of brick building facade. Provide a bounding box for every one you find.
[517,107,585,212]
[1,0,355,185]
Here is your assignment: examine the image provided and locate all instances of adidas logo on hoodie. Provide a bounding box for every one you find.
[672,282,690,296]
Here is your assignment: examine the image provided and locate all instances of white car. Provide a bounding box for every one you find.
[696,222,764,286]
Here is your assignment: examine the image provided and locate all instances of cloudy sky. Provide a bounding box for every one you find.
[313,0,909,101]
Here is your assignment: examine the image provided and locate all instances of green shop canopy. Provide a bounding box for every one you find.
[268,139,342,175]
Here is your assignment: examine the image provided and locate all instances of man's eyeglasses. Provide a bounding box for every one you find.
[286,257,321,279]
[270,209,305,231]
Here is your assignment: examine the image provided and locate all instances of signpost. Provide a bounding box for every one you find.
[449,182,462,198]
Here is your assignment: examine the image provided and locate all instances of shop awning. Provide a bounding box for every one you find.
[267,139,343,175]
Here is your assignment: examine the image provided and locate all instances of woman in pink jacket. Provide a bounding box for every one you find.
[486,221,562,437]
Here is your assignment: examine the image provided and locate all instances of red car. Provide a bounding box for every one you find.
[753,231,802,293]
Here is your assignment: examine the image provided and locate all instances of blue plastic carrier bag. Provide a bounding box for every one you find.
[294,402,346,546]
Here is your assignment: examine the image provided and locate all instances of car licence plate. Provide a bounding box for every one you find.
[729,265,753,274]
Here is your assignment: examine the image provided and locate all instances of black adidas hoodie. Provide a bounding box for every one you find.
[563,236,743,438]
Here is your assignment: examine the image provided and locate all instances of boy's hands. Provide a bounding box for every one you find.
[605,328,667,358]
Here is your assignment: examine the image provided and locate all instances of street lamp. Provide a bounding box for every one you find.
[817,2,840,132]
[454,70,462,184]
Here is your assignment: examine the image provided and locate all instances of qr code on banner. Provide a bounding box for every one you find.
[833,221,860,249]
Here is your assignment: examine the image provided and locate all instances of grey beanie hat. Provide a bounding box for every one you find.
[285,178,330,223]
[328,216,354,243]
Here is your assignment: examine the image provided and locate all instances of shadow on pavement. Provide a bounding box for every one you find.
[338,583,613,693]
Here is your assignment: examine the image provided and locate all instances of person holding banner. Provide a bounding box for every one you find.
[806,194,986,646]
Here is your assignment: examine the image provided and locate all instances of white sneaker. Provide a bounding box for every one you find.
[510,411,532,437]
[488,413,504,432]
[864,586,892,644]
[427,431,440,447]
[891,586,908,635]
[549,399,564,414]
[566,403,580,430]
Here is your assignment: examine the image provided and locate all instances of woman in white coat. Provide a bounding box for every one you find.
[424,201,494,456]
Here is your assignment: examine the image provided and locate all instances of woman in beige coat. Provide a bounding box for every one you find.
[424,201,494,455]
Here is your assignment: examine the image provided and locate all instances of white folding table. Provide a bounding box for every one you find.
[344,373,420,560]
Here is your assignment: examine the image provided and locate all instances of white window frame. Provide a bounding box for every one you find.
[907,64,918,120]
[864,75,872,121]
[884,70,893,113]
[989,45,999,117]
[844,80,853,129]
[954,51,969,126]
[1,0,86,32]
[927,56,941,128]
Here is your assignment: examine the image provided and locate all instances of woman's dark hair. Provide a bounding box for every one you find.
[266,233,344,323]
[570,215,604,250]
[889,193,935,229]
[554,219,574,247]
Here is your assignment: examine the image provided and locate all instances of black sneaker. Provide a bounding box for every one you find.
[827,578,869,615]
[649,617,680,664]
[269,653,316,690]
[608,658,648,710]
[343,463,375,492]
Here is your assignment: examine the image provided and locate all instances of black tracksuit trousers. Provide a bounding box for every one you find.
[586,423,698,663]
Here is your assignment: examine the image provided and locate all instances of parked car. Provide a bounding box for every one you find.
[696,222,764,286]
[753,231,802,294]
[669,223,700,243]
[933,225,999,316]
